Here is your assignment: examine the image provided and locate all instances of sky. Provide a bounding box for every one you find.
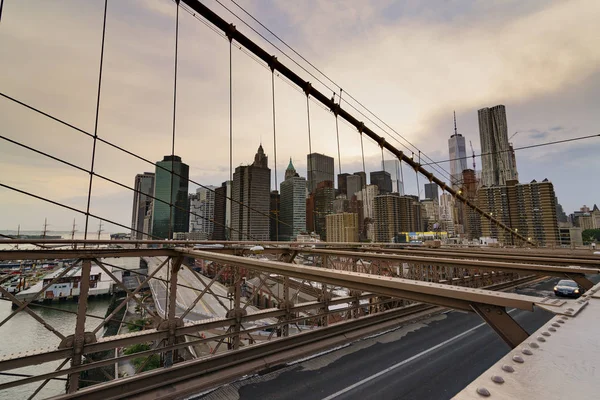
[0,0,599,233]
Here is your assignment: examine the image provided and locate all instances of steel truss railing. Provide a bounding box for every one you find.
[0,244,594,398]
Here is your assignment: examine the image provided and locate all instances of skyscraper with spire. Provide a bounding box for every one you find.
[231,145,271,241]
[280,158,306,241]
[448,111,468,189]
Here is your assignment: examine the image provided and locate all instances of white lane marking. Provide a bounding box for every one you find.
[322,309,519,400]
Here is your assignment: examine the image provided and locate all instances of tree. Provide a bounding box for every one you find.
[582,229,600,244]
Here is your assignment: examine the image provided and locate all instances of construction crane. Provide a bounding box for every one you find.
[469,140,476,170]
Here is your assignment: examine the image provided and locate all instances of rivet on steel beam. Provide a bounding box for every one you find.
[542,331,551,337]
[491,375,505,384]
[502,365,515,373]
[476,387,491,397]
[551,323,560,327]
[512,355,524,363]
[567,308,574,311]
[565,311,572,315]
[529,342,539,348]
[548,327,557,332]
[522,348,533,355]
[561,316,569,320]
[557,320,565,324]
[537,336,546,342]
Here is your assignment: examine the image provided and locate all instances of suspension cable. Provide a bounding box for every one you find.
[0,92,293,235]
[271,69,278,241]
[84,0,108,241]
[168,0,180,242]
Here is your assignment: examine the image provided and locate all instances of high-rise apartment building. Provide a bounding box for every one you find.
[231,145,271,241]
[461,169,481,240]
[307,153,334,193]
[439,193,455,235]
[151,156,189,239]
[420,198,439,231]
[373,194,418,242]
[131,172,155,239]
[478,179,559,246]
[356,184,379,220]
[424,183,439,201]
[326,213,359,242]
[478,105,518,187]
[449,112,468,188]
[280,159,307,241]
[189,185,216,238]
[373,194,402,243]
[370,171,393,194]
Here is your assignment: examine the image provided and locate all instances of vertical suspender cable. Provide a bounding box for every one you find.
[0,0,4,23]
[169,0,180,240]
[334,89,342,177]
[228,34,233,241]
[84,0,108,242]
[229,40,233,184]
[416,150,421,200]
[306,93,315,232]
[166,0,180,316]
[399,158,405,196]
[271,70,278,241]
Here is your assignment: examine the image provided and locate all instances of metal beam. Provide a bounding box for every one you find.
[0,248,177,261]
[255,247,599,282]
[176,248,543,311]
[470,303,529,348]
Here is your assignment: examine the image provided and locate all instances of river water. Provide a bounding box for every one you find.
[0,298,111,399]
[0,231,114,399]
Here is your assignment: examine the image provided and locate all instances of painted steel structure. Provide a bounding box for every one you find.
[0,241,598,399]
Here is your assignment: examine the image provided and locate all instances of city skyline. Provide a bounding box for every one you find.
[1,1,599,232]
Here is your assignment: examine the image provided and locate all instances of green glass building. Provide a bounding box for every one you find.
[151,155,190,239]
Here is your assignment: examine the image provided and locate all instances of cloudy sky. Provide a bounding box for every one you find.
[0,0,599,233]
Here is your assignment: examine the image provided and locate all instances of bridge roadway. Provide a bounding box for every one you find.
[196,276,598,400]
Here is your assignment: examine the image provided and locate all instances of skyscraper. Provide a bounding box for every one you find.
[337,173,351,197]
[449,112,468,188]
[280,159,307,241]
[383,159,403,194]
[478,105,518,187]
[151,156,189,239]
[424,183,439,201]
[312,180,335,239]
[307,153,334,193]
[131,172,155,239]
[212,182,228,240]
[270,191,281,241]
[346,174,362,199]
[189,185,216,238]
[370,171,393,194]
[353,171,367,190]
[231,145,271,241]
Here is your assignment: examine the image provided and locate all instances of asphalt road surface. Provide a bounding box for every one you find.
[197,276,599,400]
